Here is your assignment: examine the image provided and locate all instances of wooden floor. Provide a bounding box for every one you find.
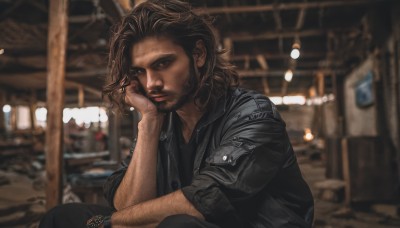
[0,150,399,227]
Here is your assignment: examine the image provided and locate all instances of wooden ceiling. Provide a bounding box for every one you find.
[0,0,393,105]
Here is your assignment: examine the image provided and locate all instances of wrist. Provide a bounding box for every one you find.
[86,214,112,228]
[139,115,164,132]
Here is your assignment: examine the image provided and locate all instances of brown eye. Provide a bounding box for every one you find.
[129,68,145,78]
[156,60,171,69]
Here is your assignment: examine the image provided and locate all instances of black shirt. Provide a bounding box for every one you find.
[177,127,196,187]
[175,112,207,187]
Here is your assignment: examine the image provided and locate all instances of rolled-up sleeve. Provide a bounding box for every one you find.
[182,97,290,222]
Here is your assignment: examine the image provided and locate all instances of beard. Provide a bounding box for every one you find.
[152,63,198,113]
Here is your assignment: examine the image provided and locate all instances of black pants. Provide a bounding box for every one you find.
[39,203,219,228]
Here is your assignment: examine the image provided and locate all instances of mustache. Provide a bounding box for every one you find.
[147,89,171,96]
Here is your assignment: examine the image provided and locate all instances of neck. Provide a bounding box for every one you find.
[176,101,205,143]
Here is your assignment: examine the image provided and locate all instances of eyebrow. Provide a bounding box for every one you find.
[131,53,176,69]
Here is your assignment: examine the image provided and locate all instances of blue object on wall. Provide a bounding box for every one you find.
[355,71,374,108]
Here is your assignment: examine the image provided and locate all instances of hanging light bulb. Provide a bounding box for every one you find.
[2,104,11,113]
[290,42,300,59]
[284,70,293,82]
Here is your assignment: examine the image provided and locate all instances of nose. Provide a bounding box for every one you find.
[146,71,163,91]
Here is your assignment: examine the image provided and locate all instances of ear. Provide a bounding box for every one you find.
[192,40,207,68]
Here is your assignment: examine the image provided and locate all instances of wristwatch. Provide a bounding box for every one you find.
[86,214,112,228]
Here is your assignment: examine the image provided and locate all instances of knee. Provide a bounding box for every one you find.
[39,203,77,228]
[39,203,104,228]
[158,214,204,228]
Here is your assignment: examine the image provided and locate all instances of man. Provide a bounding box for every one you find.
[40,0,313,227]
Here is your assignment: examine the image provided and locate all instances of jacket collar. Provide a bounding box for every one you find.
[160,91,230,141]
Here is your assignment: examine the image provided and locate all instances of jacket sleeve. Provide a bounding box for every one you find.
[103,139,136,209]
[181,95,292,223]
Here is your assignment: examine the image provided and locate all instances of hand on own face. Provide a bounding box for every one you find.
[123,79,159,117]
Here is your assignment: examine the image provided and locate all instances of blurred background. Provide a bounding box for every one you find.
[0,0,399,227]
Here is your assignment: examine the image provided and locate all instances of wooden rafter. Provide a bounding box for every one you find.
[194,0,387,15]
[229,28,356,42]
[237,69,342,78]
[256,55,270,95]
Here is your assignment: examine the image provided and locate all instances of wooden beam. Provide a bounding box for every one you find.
[108,110,121,163]
[222,38,233,61]
[194,0,387,15]
[29,90,37,131]
[231,52,326,61]
[237,69,341,77]
[78,85,84,107]
[295,8,306,30]
[230,29,337,42]
[0,71,102,97]
[244,55,250,70]
[341,138,351,207]
[272,1,282,31]
[256,55,269,70]
[0,91,5,134]
[0,0,24,21]
[67,81,102,98]
[281,80,288,96]
[45,0,68,210]
[256,55,270,95]
[317,72,325,95]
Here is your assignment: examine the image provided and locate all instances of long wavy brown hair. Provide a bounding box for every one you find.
[103,0,239,113]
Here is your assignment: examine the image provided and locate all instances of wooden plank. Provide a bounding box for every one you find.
[342,137,398,204]
[341,137,351,207]
[325,137,343,179]
[45,0,68,210]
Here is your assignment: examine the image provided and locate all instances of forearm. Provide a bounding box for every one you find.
[111,190,204,228]
[113,116,163,210]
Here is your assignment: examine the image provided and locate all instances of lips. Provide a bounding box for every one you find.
[150,95,168,102]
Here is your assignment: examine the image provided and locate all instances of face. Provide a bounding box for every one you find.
[129,36,202,112]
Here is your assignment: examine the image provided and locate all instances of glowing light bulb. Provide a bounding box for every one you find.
[284,70,293,82]
[290,48,300,59]
[2,104,11,113]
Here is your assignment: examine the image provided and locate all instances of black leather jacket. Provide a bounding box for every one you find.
[104,88,314,228]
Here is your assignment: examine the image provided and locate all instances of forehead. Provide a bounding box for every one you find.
[130,36,186,65]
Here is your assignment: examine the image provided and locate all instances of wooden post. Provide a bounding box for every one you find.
[45,0,68,210]
[0,91,5,135]
[29,90,37,131]
[78,85,84,108]
[108,110,121,163]
[222,38,232,61]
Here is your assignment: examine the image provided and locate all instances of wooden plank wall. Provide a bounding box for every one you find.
[342,137,399,205]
